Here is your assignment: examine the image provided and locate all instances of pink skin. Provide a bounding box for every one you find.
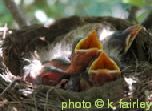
[40,70,65,86]
[64,50,100,74]
[89,70,118,87]
[25,49,100,87]
[40,49,100,86]
[55,79,68,88]
[25,69,42,86]
[25,75,37,86]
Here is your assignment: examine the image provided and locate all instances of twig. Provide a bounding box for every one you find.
[0,82,12,96]
[2,23,8,40]
[3,0,29,28]
[44,87,67,111]
[53,88,67,102]
[128,6,140,23]
[44,87,54,111]
[142,11,152,29]
[33,91,38,111]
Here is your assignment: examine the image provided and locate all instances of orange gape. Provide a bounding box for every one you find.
[89,52,120,73]
[89,51,120,87]
[75,30,103,53]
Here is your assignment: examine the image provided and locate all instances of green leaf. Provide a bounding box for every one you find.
[137,11,149,23]
[122,0,146,7]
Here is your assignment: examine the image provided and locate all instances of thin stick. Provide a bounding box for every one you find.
[44,87,54,111]
[2,23,8,40]
[0,82,12,96]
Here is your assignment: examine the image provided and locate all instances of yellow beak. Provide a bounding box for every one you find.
[74,30,103,53]
[88,51,120,75]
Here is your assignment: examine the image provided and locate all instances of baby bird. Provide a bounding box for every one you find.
[102,24,143,54]
[88,51,120,87]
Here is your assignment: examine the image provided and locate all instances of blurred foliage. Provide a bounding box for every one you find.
[0,0,152,28]
[0,0,13,27]
[123,0,146,7]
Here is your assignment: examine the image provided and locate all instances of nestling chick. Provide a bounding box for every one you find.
[88,51,120,87]
[102,24,143,54]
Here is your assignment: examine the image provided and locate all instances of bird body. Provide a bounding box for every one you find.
[40,49,100,86]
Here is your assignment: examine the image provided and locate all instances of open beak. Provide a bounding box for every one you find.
[89,51,120,74]
[124,24,143,53]
[88,51,120,86]
[74,30,103,53]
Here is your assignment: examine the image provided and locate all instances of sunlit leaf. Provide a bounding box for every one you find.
[122,0,146,7]
[137,11,149,23]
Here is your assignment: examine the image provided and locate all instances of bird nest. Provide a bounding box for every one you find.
[1,16,152,111]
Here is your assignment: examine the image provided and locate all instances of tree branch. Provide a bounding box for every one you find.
[142,10,152,29]
[3,0,29,28]
[128,6,140,23]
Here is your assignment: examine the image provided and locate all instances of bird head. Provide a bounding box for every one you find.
[102,24,143,55]
[64,30,103,74]
[40,66,65,86]
[88,51,120,86]
[123,24,143,53]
